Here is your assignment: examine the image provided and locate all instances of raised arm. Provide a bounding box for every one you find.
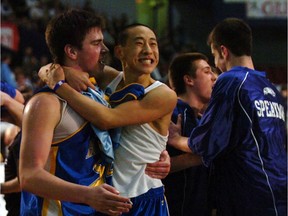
[38,64,177,130]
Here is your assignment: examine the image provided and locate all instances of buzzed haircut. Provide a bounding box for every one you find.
[116,23,155,46]
[169,52,208,95]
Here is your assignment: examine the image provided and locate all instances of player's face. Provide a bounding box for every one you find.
[77,27,109,76]
[193,59,217,104]
[210,44,226,72]
[120,26,159,76]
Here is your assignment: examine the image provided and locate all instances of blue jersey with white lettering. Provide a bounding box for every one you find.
[189,66,287,216]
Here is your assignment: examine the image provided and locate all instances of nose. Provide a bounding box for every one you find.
[142,43,152,54]
[211,72,217,82]
[101,43,109,54]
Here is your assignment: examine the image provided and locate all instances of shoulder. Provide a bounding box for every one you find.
[145,82,177,109]
[24,92,61,117]
[157,82,177,97]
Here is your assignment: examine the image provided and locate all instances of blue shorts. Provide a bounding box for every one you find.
[122,186,169,216]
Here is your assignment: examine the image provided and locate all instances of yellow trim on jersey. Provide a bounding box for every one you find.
[113,82,144,93]
[51,122,89,146]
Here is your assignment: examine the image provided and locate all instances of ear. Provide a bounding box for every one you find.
[114,45,124,60]
[183,74,194,86]
[64,44,77,60]
[220,45,229,59]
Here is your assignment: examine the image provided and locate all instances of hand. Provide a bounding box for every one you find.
[145,150,171,179]
[38,63,65,89]
[168,114,182,147]
[168,115,191,152]
[87,183,132,215]
[63,66,96,92]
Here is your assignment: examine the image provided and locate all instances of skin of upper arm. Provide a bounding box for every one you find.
[101,84,177,131]
[56,83,177,132]
[20,93,61,180]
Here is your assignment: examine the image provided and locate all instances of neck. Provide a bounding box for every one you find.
[226,55,254,71]
[178,93,206,116]
[122,71,154,88]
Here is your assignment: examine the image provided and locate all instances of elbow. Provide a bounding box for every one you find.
[19,169,32,191]
[19,173,27,190]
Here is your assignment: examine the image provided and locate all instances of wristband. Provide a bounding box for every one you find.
[53,80,65,91]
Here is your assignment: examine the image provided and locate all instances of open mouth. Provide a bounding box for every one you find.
[139,58,154,64]
[99,59,105,65]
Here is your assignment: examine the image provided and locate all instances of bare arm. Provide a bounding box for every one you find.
[170,153,202,173]
[38,63,119,92]
[1,91,24,127]
[55,83,176,130]
[19,93,131,215]
[38,64,177,130]
[0,177,21,194]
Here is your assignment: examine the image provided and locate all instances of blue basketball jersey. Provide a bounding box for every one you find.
[20,89,112,216]
[189,66,287,216]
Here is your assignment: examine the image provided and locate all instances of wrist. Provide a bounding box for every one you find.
[53,80,65,92]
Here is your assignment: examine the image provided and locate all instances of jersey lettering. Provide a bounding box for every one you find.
[254,100,285,121]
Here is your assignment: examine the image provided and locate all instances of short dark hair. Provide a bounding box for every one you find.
[116,23,155,46]
[207,18,252,56]
[45,9,105,64]
[169,52,208,95]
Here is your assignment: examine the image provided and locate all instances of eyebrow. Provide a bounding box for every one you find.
[91,38,103,43]
[133,36,157,42]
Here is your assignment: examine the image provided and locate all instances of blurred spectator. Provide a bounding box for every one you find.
[14,67,34,101]
[22,46,39,78]
[1,0,13,17]
[1,52,17,88]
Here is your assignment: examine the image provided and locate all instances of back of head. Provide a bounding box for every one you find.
[169,52,208,95]
[207,18,252,56]
[116,23,155,46]
[45,9,105,64]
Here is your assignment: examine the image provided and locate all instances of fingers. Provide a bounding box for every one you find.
[102,183,120,195]
[145,168,169,179]
[62,67,95,91]
[103,199,132,216]
[145,162,170,179]
[38,63,53,81]
[146,149,171,178]
[159,149,169,161]
[177,114,182,124]
[107,205,130,216]
[87,77,97,90]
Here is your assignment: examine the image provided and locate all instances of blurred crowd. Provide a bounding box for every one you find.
[1,0,201,103]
